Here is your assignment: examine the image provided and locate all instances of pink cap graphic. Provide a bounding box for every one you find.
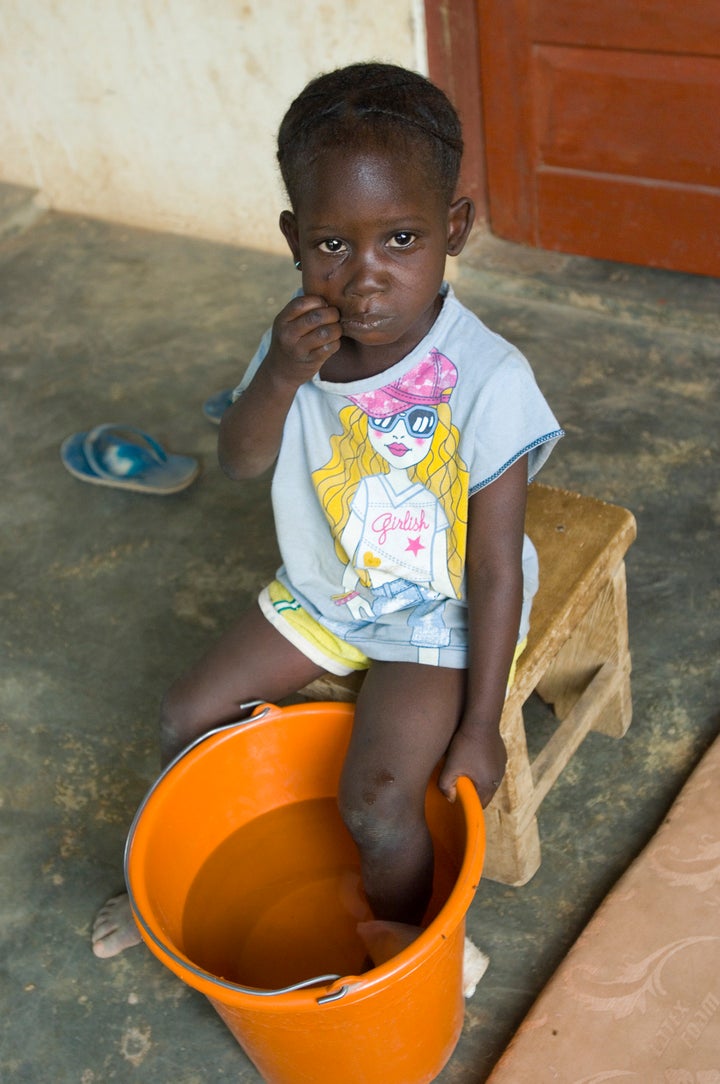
[348,349,457,418]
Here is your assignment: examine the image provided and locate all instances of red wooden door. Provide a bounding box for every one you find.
[477,0,720,276]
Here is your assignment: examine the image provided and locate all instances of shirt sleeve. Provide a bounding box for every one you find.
[465,351,564,494]
[231,326,273,401]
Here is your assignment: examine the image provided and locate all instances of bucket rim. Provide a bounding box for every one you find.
[124,701,484,1004]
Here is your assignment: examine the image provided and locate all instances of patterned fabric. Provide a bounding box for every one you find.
[487,735,720,1082]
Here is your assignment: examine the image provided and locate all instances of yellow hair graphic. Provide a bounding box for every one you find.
[312,402,468,597]
[313,406,389,585]
[414,401,468,596]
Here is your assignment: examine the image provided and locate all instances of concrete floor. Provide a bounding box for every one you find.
[1,181,718,1082]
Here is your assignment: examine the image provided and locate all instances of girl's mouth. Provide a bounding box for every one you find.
[341,313,390,331]
[387,442,409,457]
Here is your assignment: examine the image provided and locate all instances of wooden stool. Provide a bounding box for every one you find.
[300,484,637,886]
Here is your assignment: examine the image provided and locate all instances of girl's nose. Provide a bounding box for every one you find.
[346,250,387,296]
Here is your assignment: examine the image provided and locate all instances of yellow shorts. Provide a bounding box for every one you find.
[259,579,526,688]
[259,581,371,676]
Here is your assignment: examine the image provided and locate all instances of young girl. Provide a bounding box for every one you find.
[92,61,562,959]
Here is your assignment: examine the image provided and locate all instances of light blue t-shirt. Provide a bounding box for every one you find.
[234,284,563,668]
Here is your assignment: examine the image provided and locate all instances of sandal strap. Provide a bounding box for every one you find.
[83,424,168,481]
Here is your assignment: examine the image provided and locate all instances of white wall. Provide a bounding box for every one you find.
[0,1,426,252]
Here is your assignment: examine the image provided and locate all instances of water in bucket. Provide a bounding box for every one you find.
[181,795,459,991]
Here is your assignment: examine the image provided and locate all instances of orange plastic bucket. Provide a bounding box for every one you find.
[125,701,485,1084]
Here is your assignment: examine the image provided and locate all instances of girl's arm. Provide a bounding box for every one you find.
[438,455,529,807]
[218,295,341,480]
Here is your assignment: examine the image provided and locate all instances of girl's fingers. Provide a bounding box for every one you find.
[275,297,341,359]
[283,294,340,328]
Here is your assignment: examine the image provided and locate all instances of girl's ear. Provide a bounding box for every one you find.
[446,197,475,256]
[279,210,300,263]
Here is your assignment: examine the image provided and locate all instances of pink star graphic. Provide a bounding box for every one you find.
[406,536,425,556]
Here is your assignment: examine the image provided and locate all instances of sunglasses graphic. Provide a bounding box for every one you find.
[367,405,439,437]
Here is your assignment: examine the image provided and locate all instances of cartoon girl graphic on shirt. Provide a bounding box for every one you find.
[312,349,469,664]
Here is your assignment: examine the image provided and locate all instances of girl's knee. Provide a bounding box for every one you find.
[158,674,256,764]
[338,775,418,853]
[158,680,208,761]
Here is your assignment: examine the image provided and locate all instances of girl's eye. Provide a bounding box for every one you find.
[318,238,346,254]
[388,232,416,249]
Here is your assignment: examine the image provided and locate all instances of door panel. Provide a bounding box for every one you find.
[535,50,720,187]
[531,0,720,54]
[536,172,720,272]
[478,0,720,274]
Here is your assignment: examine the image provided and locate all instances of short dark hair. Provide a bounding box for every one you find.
[277,62,464,207]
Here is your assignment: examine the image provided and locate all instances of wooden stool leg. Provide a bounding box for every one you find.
[482,699,542,886]
[482,803,542,887]
[593,667,632,738]
[535,563,632,738]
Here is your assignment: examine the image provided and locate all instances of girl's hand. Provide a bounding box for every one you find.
[218,296,340,480]
[265,294,342,385]
[437,723,507,809]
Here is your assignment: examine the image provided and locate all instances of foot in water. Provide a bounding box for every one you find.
[92,893,142,958]
[357,919,489,998]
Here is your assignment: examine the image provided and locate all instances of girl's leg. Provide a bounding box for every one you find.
[159,603,326,765]
[92,604,325,958]
[339,660,465,926]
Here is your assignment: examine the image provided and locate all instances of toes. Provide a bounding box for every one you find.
[91,894,141,958]
[462,936,489,998]
[92,926,142,958]
[92,934,119,959]
[91,895,124,937]
[357,920,422,967]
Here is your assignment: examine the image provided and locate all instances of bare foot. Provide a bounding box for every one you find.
[461,935,489,998]
[357,919,489,997]
[357,919,421,966]
[92,893,142,958]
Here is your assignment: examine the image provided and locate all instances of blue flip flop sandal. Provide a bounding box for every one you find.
[202,388,234,424]
[60,424,200,494]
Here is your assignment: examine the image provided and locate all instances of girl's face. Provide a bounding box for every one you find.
[280,146,473,371]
